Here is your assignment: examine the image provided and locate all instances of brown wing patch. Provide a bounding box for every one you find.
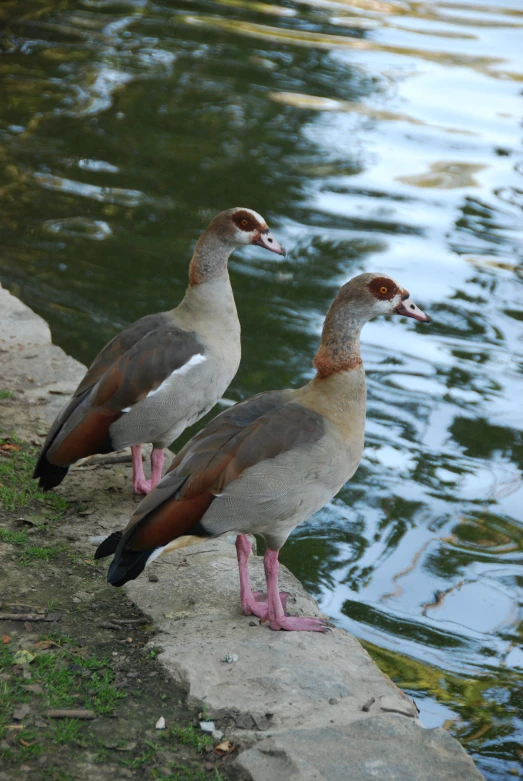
[48,409,121,465]
[130,491,215,549]
[232,210,264,233]
[368,276,399,301]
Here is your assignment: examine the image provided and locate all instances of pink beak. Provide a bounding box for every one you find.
[252,230,286,256]
[395,294,431,323]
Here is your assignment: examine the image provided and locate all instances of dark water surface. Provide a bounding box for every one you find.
[1,0,522,776]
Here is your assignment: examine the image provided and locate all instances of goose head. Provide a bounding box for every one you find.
[333,273,431,324]
[210,207,286,256]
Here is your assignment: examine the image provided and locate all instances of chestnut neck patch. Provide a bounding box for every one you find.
[367,276,399,301]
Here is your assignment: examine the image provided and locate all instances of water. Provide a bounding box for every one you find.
[1,0,522,776]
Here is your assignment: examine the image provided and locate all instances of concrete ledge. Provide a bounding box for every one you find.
[0,282,485,780]
[235,714,482,781]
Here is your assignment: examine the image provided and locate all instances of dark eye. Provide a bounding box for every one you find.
[241,219,248,227]
[380,286,388,295]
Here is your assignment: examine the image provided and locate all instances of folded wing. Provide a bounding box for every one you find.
[99,390,326,585]
[34,315,203,488]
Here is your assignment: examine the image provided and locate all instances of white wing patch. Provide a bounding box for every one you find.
[145,535,204,566]
[146,353,207,399]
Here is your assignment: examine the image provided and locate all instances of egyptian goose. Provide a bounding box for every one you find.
[95,273,430,631]
[34,208,285,494]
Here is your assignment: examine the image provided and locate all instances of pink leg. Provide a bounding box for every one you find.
[132,445,151,495]
[261,549,329,632]
[150,448,165,490]
[235,535,288,617]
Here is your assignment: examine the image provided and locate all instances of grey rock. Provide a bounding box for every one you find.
[221,653,239,663]
[235,714,484,781]
[73,591,94,603]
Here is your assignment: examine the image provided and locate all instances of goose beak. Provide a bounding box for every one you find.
[395,293,431,323]
[252,230,286,256]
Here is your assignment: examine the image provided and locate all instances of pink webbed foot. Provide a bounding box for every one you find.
[261,548,330,633]
[242,591,289,618]
[261,614,330,633]
[133,476,151,495]
[131,445,152,494]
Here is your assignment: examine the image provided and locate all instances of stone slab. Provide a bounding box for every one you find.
[235,714,483,781]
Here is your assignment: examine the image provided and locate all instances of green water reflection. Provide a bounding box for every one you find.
[1,0,522,777]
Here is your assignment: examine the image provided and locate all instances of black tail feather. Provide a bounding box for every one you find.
[94,531,123,560]
[33,456,69,492]
[107,548,153,587]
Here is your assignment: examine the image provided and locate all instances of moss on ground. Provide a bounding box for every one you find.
[0,436,234,781]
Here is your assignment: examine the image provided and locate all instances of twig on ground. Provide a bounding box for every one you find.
[45,709,96,720]
[0,612,61,622]
[96,622,121,630]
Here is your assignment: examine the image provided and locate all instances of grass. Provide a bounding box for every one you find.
[0,428,228,780]
[0,525,68,565]
[0,437,75,564]
[1,634,226,779]
[0,636,126,765]
[0,437,71,517]
[0,389,16,400]
[169,724,214,752]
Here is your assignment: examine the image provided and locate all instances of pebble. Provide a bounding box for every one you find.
[13,704,31,720]
[212,729,224,741]
[73,591,94,603]
[148,573,159,583]
[199,721,216,733]
[155,717,166,730]
[115,741,137,752]
[221,653,239,664]
[329,697,339,705]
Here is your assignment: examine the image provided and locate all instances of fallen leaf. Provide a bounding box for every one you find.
[13,650,35,666]
[17,515,46,528]
[20,738,39,747]
[3,635,9,644]
[0,443,21,452]
[214,740,234,755]
[22,683,43,694]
